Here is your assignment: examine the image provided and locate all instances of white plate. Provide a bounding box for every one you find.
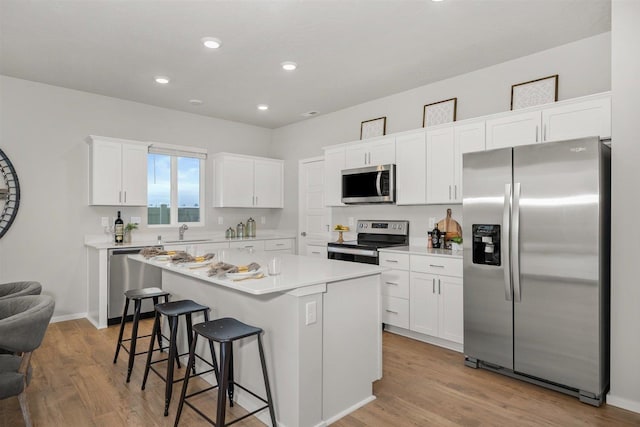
[225,268,263,279]
[182,261,213,269]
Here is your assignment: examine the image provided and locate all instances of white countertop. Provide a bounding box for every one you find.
[85,231,296,250]
[129,249,386,295]
[379,245,463,259]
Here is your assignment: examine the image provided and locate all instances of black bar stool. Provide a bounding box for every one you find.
[174,317,277,427]
[113,287,170,382]
[142,299,220,416]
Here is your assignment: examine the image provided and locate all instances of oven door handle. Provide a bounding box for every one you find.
[327,246,378,258]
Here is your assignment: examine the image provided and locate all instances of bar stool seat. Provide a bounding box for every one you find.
[113,286,170,383]
[174,317,277,427]
[142,299,219,417]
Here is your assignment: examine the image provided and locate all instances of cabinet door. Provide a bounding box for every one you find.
[344,143,369,169]
[542,96,611,142]
[395,131,426,205]
[214,156,254,207]
[381,269,410,299]
[453,121,486,203]
[121,143,148,206]
[229,240,266,251]
[254,159,283,208]
[369,137,396,165]
[382,296,410,329]
[196,242,229,254]
[438,275,464,344]
[323,147,345,206]
[409,272,439,336]
[486,111,541,150]
[89,139,122,205]
[306,244,328,258]
[426,127,456,204]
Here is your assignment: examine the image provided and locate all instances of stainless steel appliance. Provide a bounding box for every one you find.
[108,246,163,325]
[462,137,610,406]
[341,164,396,204]
[327,220,409,264]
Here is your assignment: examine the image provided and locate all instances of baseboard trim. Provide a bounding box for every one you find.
[607,393,640,414]
[323,395,376,425]
[51,312,87,324]
[384,325,463,353]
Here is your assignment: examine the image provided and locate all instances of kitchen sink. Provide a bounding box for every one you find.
[163,239,213,243]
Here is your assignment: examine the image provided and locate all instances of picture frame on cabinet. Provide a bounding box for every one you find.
[511,74,558,110]
[360,116,387,139]
[423,97,457,127]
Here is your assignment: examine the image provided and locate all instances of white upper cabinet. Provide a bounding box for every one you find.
[344,136,395,169]
[485,110,541,150]
[88,135,148,206]
[396,130,427,205]
[426,127,456,204]
[323,146,345,206]
[542,95,611,142]
[213,153,283,208]
[454,120,486,203]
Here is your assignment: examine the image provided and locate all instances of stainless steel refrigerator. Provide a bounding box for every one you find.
[462,136,610,406]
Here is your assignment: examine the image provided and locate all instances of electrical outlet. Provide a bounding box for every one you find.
[428,217,436,229]
[305,301,317,325]
[260,216,266,225]
[131,216,141,225]
[348,217,354,226]
[101,217,109,227]
[218,216,224,225]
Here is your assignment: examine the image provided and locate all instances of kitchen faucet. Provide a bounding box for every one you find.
[178,224,189,240]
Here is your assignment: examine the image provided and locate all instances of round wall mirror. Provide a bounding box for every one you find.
[0,148,21,239]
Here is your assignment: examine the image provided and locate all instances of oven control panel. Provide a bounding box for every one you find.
[357,220,409,235]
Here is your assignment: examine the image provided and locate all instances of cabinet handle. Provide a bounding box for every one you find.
[124,191,127,203]
[536,125,539,142]
[364,153,367,165]
[119,191,122,203]
[385,309,399,315]
[438,278,441,295]
[385,281,399,286]
[276,243,285,246]
[326,224,330,232]
[311,251,320,255]
[429,264,445,268]
[244,245,254,248]
[454,185,457,200]
[449,185,452,200]
[385,259,399,263]
[432,278,436,294]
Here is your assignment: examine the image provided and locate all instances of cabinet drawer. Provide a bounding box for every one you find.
[265,239,293,251]
[381,270,410,299]
[410,255,462,277]
[229,240,266,251]
[382,296,409,329]
[379,252,409,270]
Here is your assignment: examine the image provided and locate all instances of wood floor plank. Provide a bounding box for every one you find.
[1,319,639,426]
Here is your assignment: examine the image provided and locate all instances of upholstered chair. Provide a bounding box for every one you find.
[0,281,42,300]
[0,295,55,427]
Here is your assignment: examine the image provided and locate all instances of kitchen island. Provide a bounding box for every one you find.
[130,250,385,427]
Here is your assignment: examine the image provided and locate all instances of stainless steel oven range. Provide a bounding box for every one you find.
[327,220,409,264]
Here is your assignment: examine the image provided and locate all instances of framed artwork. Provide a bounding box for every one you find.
[360,116,387,140]
[423,98,457,127]
[511,74,558,110]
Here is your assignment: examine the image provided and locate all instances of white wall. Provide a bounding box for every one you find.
[0,75,275,319]
[609,0,640,413]
[271,32,612,232]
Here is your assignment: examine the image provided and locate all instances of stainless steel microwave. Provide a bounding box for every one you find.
[341,164,396,204]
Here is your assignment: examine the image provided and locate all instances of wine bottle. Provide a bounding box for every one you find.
[431,224,441,249]
[114,211,124,244]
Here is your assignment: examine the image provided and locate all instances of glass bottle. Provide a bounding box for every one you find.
[114,211,124,244]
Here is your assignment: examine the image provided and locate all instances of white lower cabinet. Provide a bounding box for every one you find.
[305,244,328,258]
[381,251,464,349]
[229,240,266,251]
[264,238,295,254]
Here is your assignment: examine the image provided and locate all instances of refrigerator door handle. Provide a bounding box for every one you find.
[503,183,513,301]
[512,182,522,303]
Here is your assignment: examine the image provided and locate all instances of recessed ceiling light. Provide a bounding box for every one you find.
[154,76,170,84]
[281,61,297,71]
[189,99,203,105]
[257,104,269,111]
[201,37,222,49]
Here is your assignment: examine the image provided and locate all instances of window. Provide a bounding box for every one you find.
[147,144,206,227]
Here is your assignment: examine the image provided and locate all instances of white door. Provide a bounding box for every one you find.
[485,111,541,149]
[214,156,254,207]
[254,159,283,208]
[542,96,611,142]
[299,157,330,256]
[89,139,122,205]
[395,130,426,205]
[344,143,369,168]
[438,275,464,343]
[121,143,148,206]
[453,121,486,203]
[426,127,455,204]
[369,137,396,165]
[409,272,439,336]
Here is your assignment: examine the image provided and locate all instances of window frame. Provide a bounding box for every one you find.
[147,153,206,228]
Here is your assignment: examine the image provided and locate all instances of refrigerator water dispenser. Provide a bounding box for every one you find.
[472,224,500,266]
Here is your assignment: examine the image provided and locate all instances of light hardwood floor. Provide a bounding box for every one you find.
[1,318,639,426]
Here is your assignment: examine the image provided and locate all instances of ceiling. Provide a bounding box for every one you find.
[0,0,611,129]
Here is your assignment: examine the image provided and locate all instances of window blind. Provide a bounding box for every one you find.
[148,142,207,159]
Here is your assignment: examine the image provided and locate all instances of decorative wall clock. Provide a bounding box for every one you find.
[0,148,20,239]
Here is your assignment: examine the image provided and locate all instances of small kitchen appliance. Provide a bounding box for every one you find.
[327,220,409,264]
[341,164,396,204]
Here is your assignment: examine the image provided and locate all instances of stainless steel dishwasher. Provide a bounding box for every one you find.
[108,246,163,325]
